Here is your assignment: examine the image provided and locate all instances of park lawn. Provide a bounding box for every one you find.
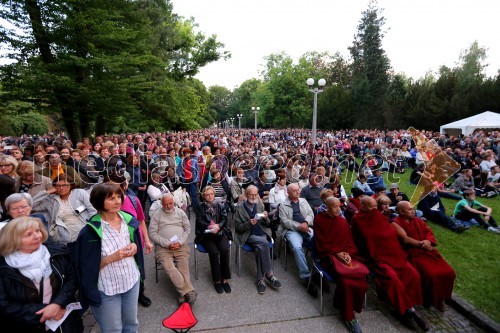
[341,169,500,322]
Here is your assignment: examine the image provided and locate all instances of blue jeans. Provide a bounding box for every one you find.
[92,280,140,333]
[285,230,311,279]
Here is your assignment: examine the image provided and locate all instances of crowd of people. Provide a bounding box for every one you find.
[0,127,498,333]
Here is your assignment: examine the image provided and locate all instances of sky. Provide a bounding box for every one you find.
[172,0,500,90]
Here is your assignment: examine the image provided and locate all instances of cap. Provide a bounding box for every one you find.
[389,183,399,190]
[351,188,365,198]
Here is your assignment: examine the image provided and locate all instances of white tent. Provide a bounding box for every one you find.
[440,111,500,136]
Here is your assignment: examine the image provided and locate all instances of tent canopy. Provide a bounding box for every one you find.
[440,111,500,136]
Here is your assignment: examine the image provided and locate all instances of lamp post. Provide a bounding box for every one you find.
[306,78,326,151]
[237,114,242,129]
[251,106,260,134]
[230,117,234,128]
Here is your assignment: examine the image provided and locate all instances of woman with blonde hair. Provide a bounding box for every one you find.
[0,216,83,332]
[0,154,19,178]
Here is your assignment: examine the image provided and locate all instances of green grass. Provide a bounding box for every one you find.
[341,169,500,322]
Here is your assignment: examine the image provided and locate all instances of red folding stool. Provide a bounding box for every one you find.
[162,302,198,333]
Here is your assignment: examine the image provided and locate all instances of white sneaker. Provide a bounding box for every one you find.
[487,226,500,234]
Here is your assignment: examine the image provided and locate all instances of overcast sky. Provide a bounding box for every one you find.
[172,0,500,90]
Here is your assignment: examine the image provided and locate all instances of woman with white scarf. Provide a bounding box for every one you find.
[0,216,82,333]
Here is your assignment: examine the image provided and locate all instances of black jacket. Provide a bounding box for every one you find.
[195,201,230,243]
[0,242,82,333]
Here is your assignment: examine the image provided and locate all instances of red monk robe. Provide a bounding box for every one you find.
[351,208,423,314]
[393,215,456,309]
[314,212,368,321]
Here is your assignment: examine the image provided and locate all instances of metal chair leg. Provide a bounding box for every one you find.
[194,244,198,280]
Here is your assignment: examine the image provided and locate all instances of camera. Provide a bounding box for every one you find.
[74,205,86,214]
[204,229,213,234]
[256,213,265,220]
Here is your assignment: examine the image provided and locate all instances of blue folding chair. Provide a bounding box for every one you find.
[307,239,335,315]
[194,240,232,280]
[235,238,274,277]
[278,233,312,271]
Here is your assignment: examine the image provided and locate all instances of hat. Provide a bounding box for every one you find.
[351,188,365,198]
[389,183,399,190]
[373,185,386,192]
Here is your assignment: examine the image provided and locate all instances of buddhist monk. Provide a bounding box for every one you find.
[314,197,368,333]
[351,197,429,331]
[393,201,456,312]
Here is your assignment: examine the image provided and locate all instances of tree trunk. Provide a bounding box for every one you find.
[95,115,106,136]
[25,0,81,140]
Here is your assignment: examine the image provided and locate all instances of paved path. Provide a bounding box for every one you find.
[83,210,487,333]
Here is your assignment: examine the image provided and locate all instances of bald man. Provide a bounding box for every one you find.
[393,201,456,313]
[314,197,368,333]
[149,194,197,305]
[279,183,317,295]
[351,197,429,331]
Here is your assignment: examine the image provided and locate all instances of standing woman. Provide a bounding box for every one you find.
[195,186,231,294]
[76,183,145,333]
[0,217,83,333]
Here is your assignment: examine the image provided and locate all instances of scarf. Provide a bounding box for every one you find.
[49,164,65,181]
[5,245,52,283]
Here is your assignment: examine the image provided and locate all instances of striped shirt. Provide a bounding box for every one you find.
[98,217,139,296]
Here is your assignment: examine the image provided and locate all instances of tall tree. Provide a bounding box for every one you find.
[0,0,228,140]
[348,0,391,128]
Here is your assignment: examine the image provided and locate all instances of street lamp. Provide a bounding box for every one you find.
[251,106,260,134]
[306,78,326,151]
[237,114,242,129]
[230,117,234,128]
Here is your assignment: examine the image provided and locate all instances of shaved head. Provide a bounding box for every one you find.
[360,196,377,212]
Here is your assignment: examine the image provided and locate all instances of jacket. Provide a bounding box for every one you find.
[195,201,230,243]
[234,202,271,246]
[74,211,145,308]
[0,242,81,333]
[278,197,314,234]
[32,189,97,243]
[14,174,52,197]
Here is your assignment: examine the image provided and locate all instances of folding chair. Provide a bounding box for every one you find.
[308,256,335,315]
[194,240,232,280]
[278,233,312,271]
[162,302,198,333]
[235,238,274,277]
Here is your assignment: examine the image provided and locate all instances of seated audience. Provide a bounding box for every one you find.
[417,187,468,233]
[393,201,457,312]
[149,194,197,304]
[279,183,317,295]
[195,186,231,294]
[351,197,429,331]
[234,185,282,294]
[454,190,499,233]
[314,197,368,333]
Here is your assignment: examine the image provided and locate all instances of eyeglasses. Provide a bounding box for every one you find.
[10,205,30,212]
[55,184,71,188]
[0,164,12,168]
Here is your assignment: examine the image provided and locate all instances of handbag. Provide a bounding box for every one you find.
[329,254,369,279]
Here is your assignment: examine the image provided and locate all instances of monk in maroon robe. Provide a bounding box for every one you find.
[351,197,429,331]
[314,198,368,333]
[393,201,456,312]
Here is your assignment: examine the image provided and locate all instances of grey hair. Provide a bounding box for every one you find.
[5,193,33,211]
[244,185,258,195]
[161,193,174,200]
